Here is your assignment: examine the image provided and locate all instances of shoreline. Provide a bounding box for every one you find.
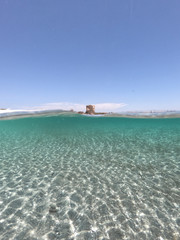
[0,110,75,120]
[0,110,180,120]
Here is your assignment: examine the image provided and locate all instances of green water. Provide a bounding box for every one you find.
[0,114,180,240]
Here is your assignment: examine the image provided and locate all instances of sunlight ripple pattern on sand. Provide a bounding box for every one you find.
[0,115,179,240]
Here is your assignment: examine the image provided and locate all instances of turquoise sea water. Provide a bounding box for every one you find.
[0,113,180,240]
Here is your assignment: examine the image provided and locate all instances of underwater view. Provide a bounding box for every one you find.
[0,113,180,240]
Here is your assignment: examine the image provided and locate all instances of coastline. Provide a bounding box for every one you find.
[0,109,180,120]
[105,113,180,119]
[0,110,75,120]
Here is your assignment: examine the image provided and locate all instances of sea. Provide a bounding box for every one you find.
[0,113,179,240]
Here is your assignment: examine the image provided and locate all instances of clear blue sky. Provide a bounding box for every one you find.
[0,0,180,111]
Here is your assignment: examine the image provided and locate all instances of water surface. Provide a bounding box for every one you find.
[0,114,180,239]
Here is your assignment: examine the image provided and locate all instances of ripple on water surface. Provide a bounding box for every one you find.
[0,115,180,240]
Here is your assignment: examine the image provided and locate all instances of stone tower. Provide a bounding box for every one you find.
[86,105,95,115]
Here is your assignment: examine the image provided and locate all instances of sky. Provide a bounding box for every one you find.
[0,0,180,112]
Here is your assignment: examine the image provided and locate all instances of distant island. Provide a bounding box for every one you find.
[78,105,107,115]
